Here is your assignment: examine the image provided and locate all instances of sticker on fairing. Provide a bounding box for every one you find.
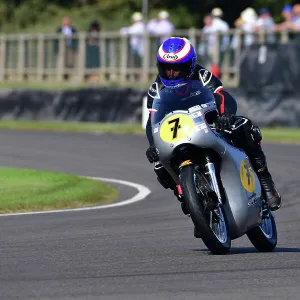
[192,111,202,118]
[188,105,201,113]
[195,123,207,132]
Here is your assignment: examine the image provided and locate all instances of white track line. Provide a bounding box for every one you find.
[0,177,151,217]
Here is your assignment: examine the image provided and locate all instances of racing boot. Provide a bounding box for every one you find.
[249,153,282,211]
[154,162,189,215]
[154,162,176,189]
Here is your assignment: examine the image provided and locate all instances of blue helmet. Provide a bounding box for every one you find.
[157,37,197,88]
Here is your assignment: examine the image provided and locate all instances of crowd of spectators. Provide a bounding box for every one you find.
[119,10,174,67]
[54,4,300,78]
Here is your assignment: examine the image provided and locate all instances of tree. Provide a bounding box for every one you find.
[0,0,298,32]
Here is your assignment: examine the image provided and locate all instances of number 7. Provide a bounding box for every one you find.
[168,118,181,139]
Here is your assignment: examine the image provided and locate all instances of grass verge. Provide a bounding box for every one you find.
[0,120,299,143]
[0,167,118,213]
[0,120,145,134]
[260,127,300,143]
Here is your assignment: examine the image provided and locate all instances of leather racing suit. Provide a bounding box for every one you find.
[145,64,282,212]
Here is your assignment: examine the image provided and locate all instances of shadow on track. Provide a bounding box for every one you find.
[192,247,300,254]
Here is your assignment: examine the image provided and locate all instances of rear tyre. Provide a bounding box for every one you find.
[180,164,231,254]
[247,211,277,252]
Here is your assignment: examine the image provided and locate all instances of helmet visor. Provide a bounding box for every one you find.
[157,62,192,80]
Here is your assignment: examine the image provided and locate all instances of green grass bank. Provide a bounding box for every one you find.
[0,167,118,213]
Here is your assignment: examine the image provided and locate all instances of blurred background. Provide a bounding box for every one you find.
[0,0,300,128]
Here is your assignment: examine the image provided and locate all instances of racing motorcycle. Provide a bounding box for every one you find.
[151,80,277,254]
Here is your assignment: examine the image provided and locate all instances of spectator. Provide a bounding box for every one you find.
[120,12,145,67]
[56,16,78,68]
[287,4,300,40]
[275,4,300,40]
[273,5,293,31]
[198,9,229,69]
[147,10,174,47]
[211,7,229,33]
[290,4,300,30]
[89,20,101,36]
[255,8,275,42]
[86,20,101,80]
[198,14,215,67]
[232,7,258,47]
[283,4,294,20]
[211,8,230,65]
[56,16,77,39]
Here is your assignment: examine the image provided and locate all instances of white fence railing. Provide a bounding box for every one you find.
[0,29,297,87]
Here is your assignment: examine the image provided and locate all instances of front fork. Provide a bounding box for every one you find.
[203,154,222,205]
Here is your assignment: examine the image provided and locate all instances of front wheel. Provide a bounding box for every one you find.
[180,164,231,254]
[246,211,277,252]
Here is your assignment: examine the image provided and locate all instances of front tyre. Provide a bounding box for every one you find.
[180,164,231,254]
[246,212,277,252]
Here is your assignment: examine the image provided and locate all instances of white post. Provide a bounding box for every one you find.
[142,96,148,129]
[37,34,45,81]
[18,35,25,82]
[77,32,86,82]
[0,35,6,81]
[142,0,148,24]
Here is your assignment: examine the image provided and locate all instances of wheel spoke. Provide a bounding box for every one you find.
[210,207,227,243]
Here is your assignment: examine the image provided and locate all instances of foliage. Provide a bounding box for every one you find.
[0,0,297,33]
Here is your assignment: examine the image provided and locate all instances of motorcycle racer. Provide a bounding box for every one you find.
[145,37,281,212]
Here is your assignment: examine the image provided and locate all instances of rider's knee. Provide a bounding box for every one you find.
[231,117,262,155]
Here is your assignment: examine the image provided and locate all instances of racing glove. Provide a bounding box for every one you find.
[146,145,159,163]
[215,113,236,133]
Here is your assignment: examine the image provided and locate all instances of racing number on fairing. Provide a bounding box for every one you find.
[160,114,195,143]
[240,159,256,192]
[168,117,181,139]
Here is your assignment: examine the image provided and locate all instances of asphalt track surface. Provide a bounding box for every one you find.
[0,129,299,300]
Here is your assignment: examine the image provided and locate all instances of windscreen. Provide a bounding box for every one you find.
[151,80,216,126]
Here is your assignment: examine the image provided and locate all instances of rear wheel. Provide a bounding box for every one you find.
[247,210,277,252]
[180,164,231,254]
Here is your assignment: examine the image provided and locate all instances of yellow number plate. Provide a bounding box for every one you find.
[160,114,195,143]
[240,159,256,192]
